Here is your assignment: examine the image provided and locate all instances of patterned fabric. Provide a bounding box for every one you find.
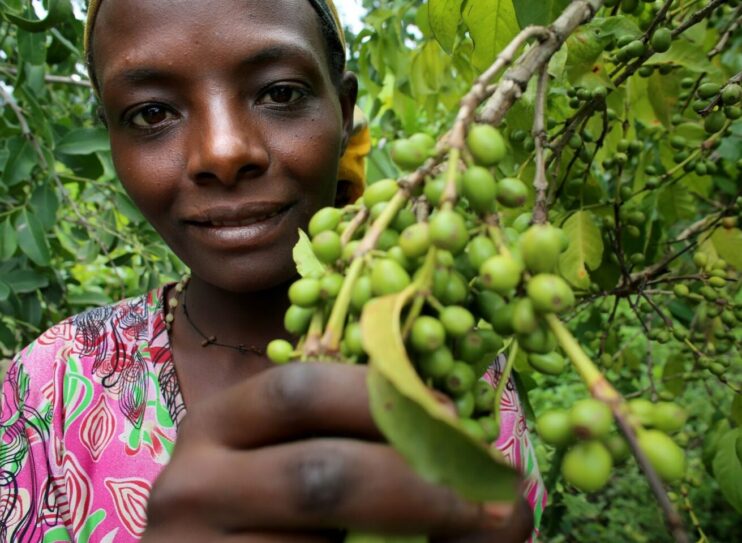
[0,287,545,542]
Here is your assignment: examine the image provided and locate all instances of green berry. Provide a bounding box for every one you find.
[445,362,477,396]
[536,409,572,447]
[462,166,497,214]
[312,231,342,264]
[284,305,314,335]
[529,351,567,376]
[308,207,343,237]
[479,254,523,295]
[410,316,446,352]
[430,209,469,254]
[440,305,475,337]
[267,339,294,364]
[473,380,496,414]
[650,27,671,52]
[419,347,455,379]
[697,82,721,99]
[527,274,575,313]
[344,322,365,356]
[399,223,431,259]
[466,236,497,271]
[363,179,399,208]
[496,177,528,208]
[371,259,411,296]
[520,224,563,273]
[570,398,613,440]
[562,441,613,492]
[288,278,322,308]
[638,430,686,482]
[467,124,507,166]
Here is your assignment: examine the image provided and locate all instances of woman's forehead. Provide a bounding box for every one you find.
[92,0,329,82]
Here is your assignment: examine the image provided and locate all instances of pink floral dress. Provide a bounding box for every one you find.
[0,287,545,542]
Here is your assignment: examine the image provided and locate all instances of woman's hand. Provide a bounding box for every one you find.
[141,363,533,542]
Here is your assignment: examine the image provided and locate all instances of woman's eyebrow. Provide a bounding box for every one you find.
[107,43,322,89]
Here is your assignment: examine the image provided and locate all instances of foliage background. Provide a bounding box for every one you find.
[0,0,740,540]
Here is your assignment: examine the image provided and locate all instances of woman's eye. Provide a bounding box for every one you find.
[260,85,306,105]
[129,105,174,128]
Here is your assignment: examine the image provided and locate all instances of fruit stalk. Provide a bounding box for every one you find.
[320,257,365,354]
[545,314,689,543]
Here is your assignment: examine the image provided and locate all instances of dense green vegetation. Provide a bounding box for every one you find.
[1,0,740,541]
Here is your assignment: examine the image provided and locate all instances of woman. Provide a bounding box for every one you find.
[0,1,543,541]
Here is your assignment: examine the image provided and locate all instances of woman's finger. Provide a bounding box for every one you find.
[181,363,383,449]
[150,438,520,537]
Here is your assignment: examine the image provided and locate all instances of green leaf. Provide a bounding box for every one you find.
[17,29,46,65]
[30,184,60,230]
[15,209,52,266]
[361,289,519,503]
[652,39,722,77]
[711,228,742,270]
[661,357,686,398]
[558,211,604,289]
[513,0,570,27]
[2,137,37,186]
[428,0,464,54]
[4,0,73,32]
[462,0,519,72]
[1,269,49,293]
[647,72,680,128]
[55,128,111,155]
[657,185,695,223]
[0,279,10,301]
[0,218,18,260]
[732,395,742,428]
[293,230,326,279]
[712,428,742,514]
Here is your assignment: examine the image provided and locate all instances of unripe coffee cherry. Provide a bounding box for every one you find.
[466,124,507,166]
[479,254,523,295]
[651,27,671,52]
[562,441,613,492]
[496,177,528,208]
[430,209,469,254]
[520,224,563,273]
[638,430,686,482]
[570,398,613,440]
[527,274,576,313]
[399,223,431,259]
[536,409,572,447]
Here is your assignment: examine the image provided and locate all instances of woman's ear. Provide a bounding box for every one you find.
[339,72,359,154]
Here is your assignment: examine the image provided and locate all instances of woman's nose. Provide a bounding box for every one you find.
[186,95,269,186]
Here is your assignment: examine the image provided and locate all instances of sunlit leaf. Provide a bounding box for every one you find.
[462,0,519,72]
[558,211,604,289]
[428,0,464,54]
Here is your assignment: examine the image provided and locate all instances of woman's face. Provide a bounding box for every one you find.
[92,0,356,293]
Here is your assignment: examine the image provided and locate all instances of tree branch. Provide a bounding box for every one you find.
[480,0,604,125]
[531,66,550,225]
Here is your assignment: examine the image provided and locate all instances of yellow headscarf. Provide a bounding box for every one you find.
[84,0,369,203]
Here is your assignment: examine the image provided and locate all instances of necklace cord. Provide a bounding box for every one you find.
[167,276,265,356]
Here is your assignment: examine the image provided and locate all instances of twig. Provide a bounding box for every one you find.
[531,66,549,225]
[447,25,551,151]
[708,3,742,58]
[480,0,604,124]
[0,65,92,88]
[699,71,742,117]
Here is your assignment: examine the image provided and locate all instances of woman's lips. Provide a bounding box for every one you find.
[184,203,294,249]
